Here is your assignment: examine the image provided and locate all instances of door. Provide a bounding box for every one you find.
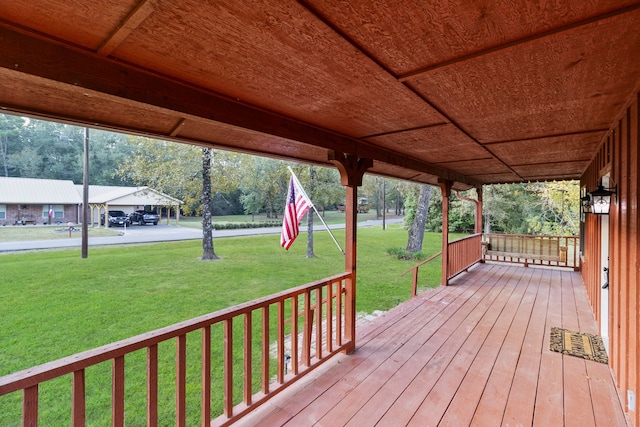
[600,176,610,353]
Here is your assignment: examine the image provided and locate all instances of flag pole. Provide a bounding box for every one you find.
[288,166,345,256]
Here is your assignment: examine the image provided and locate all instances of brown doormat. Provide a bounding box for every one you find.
[550,327,609,364]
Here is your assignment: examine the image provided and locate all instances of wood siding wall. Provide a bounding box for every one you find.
[581,92,639,425]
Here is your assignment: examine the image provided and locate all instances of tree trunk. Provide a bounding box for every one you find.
[406,184,432,253]
[306,166,315,258]
[1,135,8,177]
[376,178,382,219]
[201,148,219,260]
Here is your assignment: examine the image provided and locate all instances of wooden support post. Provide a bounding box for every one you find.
[329,151,372,354]
[475,186,483,235]
[439,180,453,286]
[476,187,485,263]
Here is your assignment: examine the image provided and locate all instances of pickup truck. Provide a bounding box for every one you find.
[129,210,159,226]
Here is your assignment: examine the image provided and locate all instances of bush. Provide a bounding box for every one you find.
[212,221,280,230]
[386,247,425,261]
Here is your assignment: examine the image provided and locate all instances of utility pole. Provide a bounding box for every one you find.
[82,127,89,258]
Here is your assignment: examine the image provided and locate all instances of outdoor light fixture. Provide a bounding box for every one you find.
[589,182,616,215]
[581,194,592,215]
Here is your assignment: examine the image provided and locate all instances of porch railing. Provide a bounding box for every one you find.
[401,233,483,293]
[447,233,483,281]
[400,251,442,297]
[483,233,580,269]
[0,272,352,426]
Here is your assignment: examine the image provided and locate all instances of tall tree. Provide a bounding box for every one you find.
[0,114,23,177]
[87,129,134,185]
[201,147,218,260]
[239,157,290,219]
[405,184,432,253]
[116,136,203,213]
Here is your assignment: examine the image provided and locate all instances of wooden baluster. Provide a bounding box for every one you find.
[176,335,187,427]
[22,385,38,427]
[261,306,269,394]
[303,290,312,367]
[72,369,85,426]
[243,313,252,406]
[112,356,125,427]
[336,281,343,346]
[291,296,299,375]
[277,300,285,383]
[326,282,333,353]
[223,319,233,417]
[202,326,211,427]
[315,287,323,360]
[147,344,158,427]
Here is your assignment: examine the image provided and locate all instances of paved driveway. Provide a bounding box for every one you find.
[0,218,402,253]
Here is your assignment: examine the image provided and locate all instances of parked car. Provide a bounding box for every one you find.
[129,210,159,226]
[101,210,131,227]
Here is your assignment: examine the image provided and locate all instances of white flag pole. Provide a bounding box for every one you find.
[288,166,345,256]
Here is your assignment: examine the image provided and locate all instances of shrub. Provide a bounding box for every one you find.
[213,221,280,230]
[386,247,425,261]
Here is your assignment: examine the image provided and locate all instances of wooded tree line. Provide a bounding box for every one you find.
[1,114,579,236]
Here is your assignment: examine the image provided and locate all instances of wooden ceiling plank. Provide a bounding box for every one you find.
[0,25,354,152]
[480,128,609,146]
[397,2,640,82]
[401,79,526,182]
[97,0,159,56]
[357,140,482,187]
[0,24,480,187]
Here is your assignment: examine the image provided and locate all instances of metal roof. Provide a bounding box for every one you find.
[0,177,81,204]
[0,177,181,205]
[79,185,182,205]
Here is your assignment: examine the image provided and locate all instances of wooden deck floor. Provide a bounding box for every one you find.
[235,263,629,427]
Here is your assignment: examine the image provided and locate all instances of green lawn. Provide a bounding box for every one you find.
[0,225,119,241]
[176,210,403,229]
[0,225,443,425]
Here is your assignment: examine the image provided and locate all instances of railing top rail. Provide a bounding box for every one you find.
[400,251,442,277]
[483,233,579,239]
[449,233,482,244]
[0,271,351,395]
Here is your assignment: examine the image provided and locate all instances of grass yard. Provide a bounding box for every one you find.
[179,210,403,229]
[0,225,119,241]
[0,225,444,425]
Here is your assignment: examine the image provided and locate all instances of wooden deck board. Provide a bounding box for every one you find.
[437,267,534,426]
[502,268,549,426]
[407,267,522,425]
[234,263,629,427]
[471,267,538,425]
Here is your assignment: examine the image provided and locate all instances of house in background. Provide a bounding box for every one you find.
[0,177,81,225]
[82,184,183,226]
[0,177,182,226]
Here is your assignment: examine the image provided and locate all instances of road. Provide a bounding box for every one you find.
[0,218,403,253]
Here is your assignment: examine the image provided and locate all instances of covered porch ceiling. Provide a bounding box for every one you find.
[1,1,639,190]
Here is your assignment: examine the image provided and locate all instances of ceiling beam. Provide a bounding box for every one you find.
[97,0,160,56]
[0,25,481,187]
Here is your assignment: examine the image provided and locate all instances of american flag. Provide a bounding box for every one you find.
[280,176,312,250]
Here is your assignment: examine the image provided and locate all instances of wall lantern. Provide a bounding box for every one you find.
[589,182,616,215]
[580,194,592,215]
